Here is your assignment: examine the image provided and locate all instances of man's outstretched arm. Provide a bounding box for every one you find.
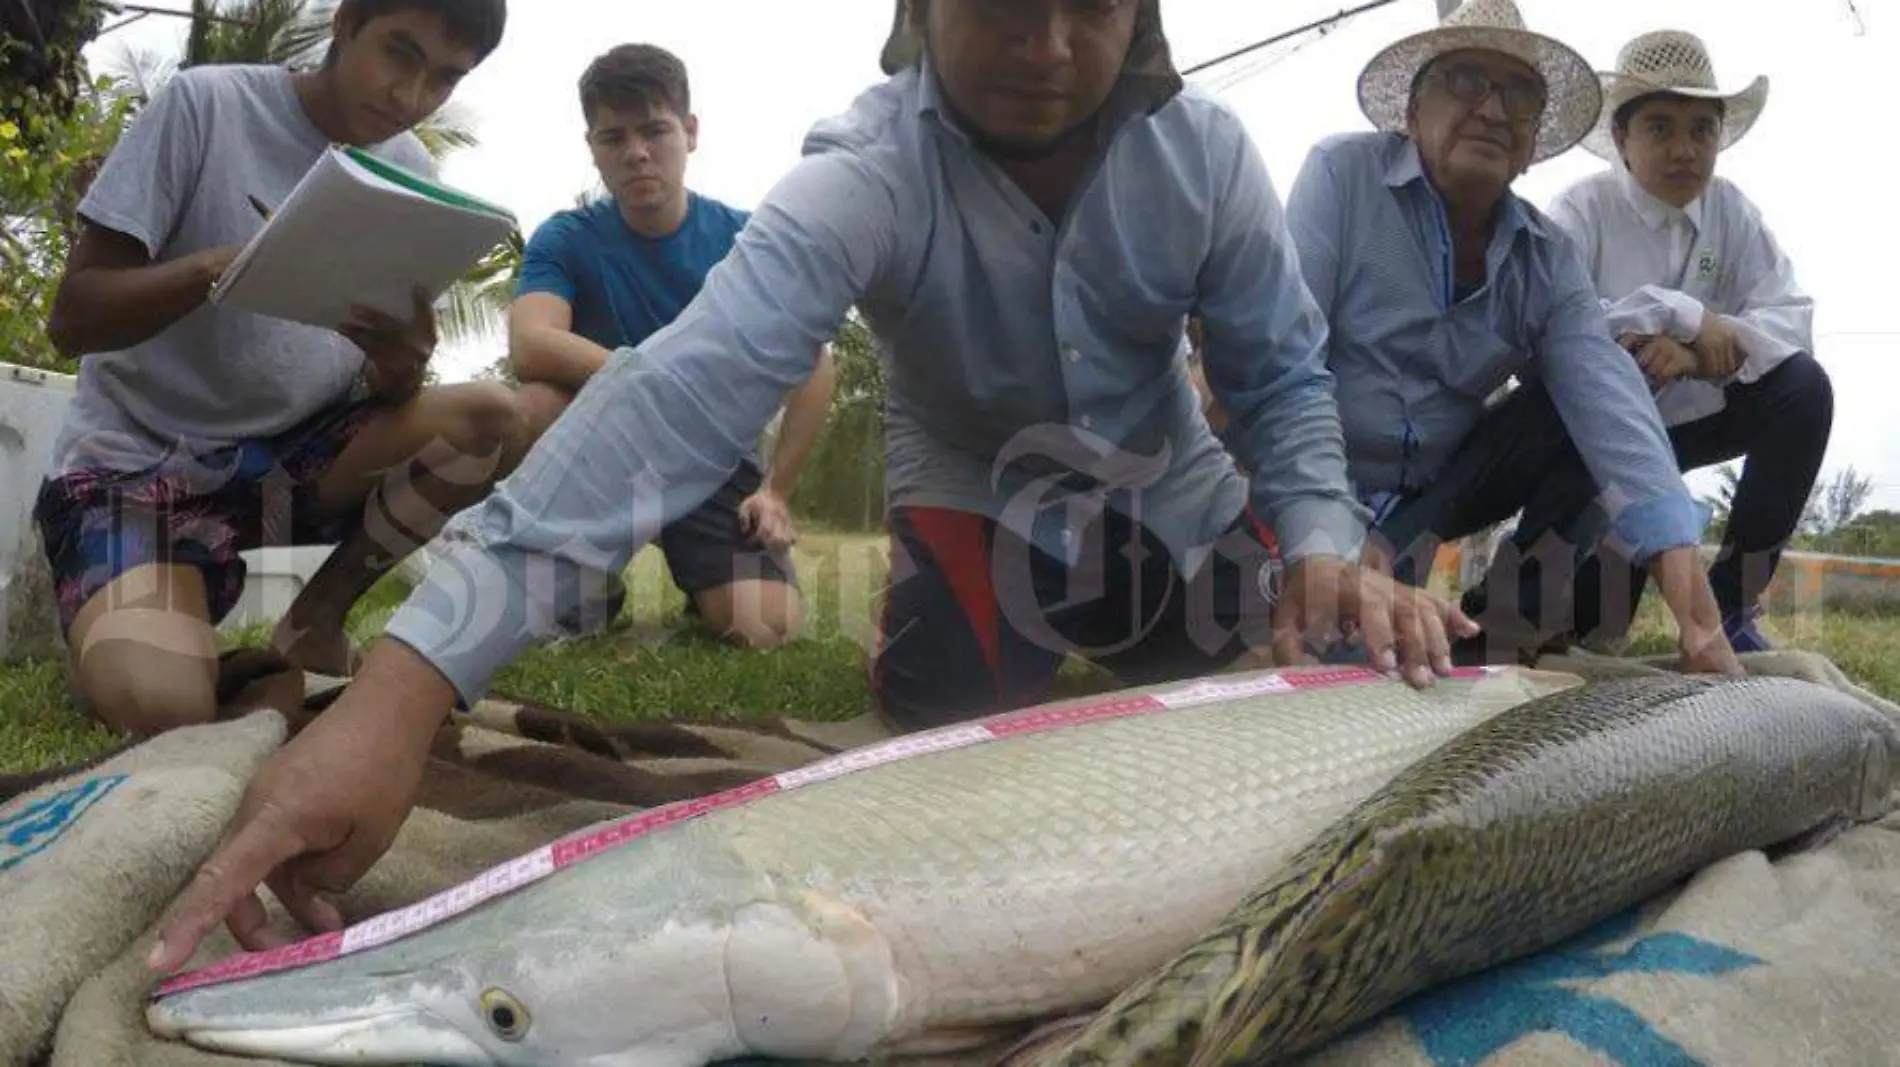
[147,147,902,974]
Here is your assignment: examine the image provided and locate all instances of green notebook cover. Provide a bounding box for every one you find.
[339,144,517,223]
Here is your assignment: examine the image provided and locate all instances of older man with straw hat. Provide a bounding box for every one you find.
[140,0,1482,978]
[1280,0,1742,676]
[1525,29,1829,653]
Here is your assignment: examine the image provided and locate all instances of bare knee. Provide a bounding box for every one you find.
[443,381,529,462]
[693,581,803,649]
[69,631,220,739]
[402,381,532,494]
[63,564,221,738]
[514,381,574,444]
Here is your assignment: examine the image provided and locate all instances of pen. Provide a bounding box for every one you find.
[247,194,274,221]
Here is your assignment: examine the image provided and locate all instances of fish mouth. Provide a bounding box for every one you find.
[147,1000,495,1065]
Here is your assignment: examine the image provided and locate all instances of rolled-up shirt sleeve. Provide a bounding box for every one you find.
[1546,184,1707,345]
[1600,284,1709,344]
[383,151,898,705]
[1534,243,1707,563]
[1197,117,1369,562]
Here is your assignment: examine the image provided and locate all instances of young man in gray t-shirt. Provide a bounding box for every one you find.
[33,0,524,738]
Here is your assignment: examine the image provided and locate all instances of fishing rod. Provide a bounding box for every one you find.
[1181,0,1410,77]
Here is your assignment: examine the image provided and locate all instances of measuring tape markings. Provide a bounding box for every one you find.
[154,664,1498,996]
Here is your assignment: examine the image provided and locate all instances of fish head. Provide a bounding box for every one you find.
[147,900,750,1066]
[147,945,513,1066]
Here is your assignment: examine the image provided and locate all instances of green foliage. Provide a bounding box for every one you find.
[1802,466,1876,542]
[1809,510,1900,560]
[103,0,333,102]
[0,71,135,373]
[189,0,334,69]
[438,223,522,350]
[1706,463,1879,555]
[1,0,110,133]
[786,314,887,532]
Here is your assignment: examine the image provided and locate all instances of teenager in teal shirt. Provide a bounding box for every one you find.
[508,42,836,648]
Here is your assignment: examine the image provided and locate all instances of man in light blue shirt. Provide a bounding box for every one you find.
[1281,0,1742,674]
[148,0,1479,972]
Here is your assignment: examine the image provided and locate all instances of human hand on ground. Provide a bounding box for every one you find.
[738,488,799,551]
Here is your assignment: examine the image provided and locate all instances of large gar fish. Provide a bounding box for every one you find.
[144,666,1549,1066]
[1018,673,1899,1067]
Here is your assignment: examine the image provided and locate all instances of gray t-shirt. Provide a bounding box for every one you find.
[51,63,435,475]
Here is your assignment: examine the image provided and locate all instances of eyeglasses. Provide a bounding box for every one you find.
[1425,64,1547,123]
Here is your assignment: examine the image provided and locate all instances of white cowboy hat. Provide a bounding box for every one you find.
[1357,0,1602,164]
[1580,29,1769,161]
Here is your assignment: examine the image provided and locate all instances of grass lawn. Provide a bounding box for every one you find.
[4,528,1898,776]
[0,530,1118,775]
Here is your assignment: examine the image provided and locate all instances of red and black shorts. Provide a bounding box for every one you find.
[869,503,1284,732]
[32,397,380,633]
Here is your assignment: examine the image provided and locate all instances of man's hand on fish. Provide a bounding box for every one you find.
[148,640,457,975]
[1269,554,1479,688]
[1647,546,1745,678]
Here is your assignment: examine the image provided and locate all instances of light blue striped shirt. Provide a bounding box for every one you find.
[384,61,1370,706]
[1282,131,1705,558]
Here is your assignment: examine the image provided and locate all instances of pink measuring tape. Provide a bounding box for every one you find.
[153,664,1499,997]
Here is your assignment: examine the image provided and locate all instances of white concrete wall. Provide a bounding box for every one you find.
[0,364,74,663]
[0,361,336,663]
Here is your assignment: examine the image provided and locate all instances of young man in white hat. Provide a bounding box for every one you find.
[1280,0,1742,675]
[145,0,1480,975]
[1528,29,1829,652]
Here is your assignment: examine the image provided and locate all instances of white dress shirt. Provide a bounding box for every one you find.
[1546,165,1814,427]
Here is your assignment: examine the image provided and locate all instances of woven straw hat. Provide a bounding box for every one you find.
[1581,29,1769,160]
[1357,0,1602,164]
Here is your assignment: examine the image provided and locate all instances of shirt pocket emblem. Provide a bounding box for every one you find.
[1695,248,1718,281]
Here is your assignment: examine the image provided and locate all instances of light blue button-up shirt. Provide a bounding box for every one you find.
[384,61,1370,706]
[1281,131,1705,558]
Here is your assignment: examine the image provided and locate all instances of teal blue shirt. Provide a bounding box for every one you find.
[516,192,751,352]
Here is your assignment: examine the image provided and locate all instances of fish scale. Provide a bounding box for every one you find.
[147,669,1547,1067]
[714,674,1534,1029]
[1026,674,1900,1067]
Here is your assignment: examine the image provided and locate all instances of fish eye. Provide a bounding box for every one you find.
[479,988,531,1041]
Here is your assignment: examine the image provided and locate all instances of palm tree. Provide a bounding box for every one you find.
[102,0,497,346]
[462,187,601,382]
[438,224,521,357]
[2,0,112,127]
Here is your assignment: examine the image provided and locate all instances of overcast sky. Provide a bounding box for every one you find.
[87,0,1897,510]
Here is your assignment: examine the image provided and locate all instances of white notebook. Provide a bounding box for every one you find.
[211,145,517,329]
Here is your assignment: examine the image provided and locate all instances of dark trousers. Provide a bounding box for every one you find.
[1363,383,1595,662]
[1509,350,1833,643]
[869,503,1282,731]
